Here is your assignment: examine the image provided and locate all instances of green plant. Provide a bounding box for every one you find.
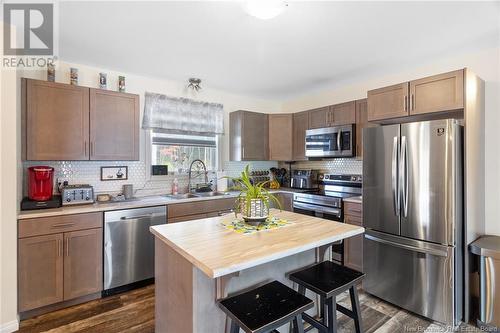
[226,165,282,216]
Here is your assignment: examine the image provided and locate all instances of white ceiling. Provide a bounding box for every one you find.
[59,1,500,100]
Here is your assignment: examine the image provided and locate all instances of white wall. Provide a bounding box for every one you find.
[283,47,500,236]
[0,24,21,333]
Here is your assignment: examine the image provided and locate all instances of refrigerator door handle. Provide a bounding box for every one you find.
[400,135,409,218]
[392,136,400,216]
[365,233,449,257]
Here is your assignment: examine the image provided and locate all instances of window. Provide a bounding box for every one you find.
[150,131,218,173]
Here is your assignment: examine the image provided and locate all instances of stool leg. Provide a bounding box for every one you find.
[230,320,239,333]
[326,297,337,333]
[349,286,363,333]
[293,314,305,333]
[320,295,326,324]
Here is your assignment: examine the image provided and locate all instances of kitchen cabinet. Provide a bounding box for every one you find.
[63,228,103,300]
[344,202,363,272]
[329,101,356,126]
[268,114,293,161]
[272,192,293,211]
[18,234,64,311]
[355,99,377,158]
[367,69,465,122]
[292,111,309,161]
[367,82,409,122]
[230,111,269,161]
[409,69,464,115]
[308,106,330,129]
[168,198,235,223]
[22,78,140,161]
[90,89,139,160]
[24,79,90,160]
[18,212,103,312]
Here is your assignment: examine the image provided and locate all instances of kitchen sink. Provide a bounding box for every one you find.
[165,193,198,200]
[192,191,229,197]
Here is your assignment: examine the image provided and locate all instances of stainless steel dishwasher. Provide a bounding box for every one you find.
[103,205,167,295]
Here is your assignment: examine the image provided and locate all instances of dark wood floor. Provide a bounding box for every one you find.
[17,284,479,333]
[17,285,154,333]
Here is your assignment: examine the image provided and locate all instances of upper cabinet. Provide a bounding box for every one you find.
[308,102,356,128]
[292,111,309,161]
[22,78,140,161]
[229,111,269,161]
[308,106,330,129]
[329,101,356,126]
[367,69,465,123]
[24,79,90,161]
[409,69,464,115]
[268,114,293,161]
[367,82,409,122]
[89,89,139,160]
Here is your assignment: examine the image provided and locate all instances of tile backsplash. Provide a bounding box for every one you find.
[279,159,362,175]
[22,160,278,197]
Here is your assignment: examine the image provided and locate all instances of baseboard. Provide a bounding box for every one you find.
[0,320,19,333]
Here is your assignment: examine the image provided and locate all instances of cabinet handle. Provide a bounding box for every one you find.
[52,223,75,228]
[84,141,88,156]
[411,94,415,111]
[65,237,70,257]
[348,209,362,213]
[404,95,408,111]
[58,239,62,257]
[90,142,94,156]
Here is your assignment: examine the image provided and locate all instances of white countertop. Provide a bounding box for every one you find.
[151,209,364,278]
[17,189,299,219]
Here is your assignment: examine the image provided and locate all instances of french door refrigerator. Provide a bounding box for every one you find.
[363,119,464,326]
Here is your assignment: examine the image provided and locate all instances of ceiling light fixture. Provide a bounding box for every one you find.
[243,1,288,20]
[187,78,202,91]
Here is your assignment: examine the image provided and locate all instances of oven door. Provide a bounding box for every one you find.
[292,202,344,264]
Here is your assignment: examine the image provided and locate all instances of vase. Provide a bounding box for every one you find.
[240,198,269,226]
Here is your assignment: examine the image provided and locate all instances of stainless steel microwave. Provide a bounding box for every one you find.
[305,125,355,158]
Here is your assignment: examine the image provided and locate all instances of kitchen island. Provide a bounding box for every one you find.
[150,209,364,333]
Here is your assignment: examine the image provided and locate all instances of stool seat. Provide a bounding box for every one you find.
[289,261,365,298]
[218,280,314,333]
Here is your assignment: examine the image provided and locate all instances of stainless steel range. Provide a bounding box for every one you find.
[293,174,362,263]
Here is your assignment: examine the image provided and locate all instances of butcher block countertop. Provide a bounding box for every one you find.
[150,209,364,278]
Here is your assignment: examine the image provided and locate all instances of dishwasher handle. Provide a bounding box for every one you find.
[120,213,154,220]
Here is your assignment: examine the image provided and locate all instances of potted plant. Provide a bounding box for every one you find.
[227,165,282,225]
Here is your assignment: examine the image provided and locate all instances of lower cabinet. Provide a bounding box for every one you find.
[168,198,235,223]
[272,192,293,211]
[18,213,103,312]
[344,202,363,272]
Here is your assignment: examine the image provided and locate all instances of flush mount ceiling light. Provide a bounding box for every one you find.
[187,78,202,91]
[243,1,288,20]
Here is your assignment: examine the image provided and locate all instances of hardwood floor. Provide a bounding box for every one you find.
[17,284,479,333]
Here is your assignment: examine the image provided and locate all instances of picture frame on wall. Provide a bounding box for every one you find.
[101,166,128,181]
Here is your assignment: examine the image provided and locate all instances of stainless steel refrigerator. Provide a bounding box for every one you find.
[363,119,464,326]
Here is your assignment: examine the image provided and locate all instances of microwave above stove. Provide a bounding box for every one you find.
[305,125,355,158]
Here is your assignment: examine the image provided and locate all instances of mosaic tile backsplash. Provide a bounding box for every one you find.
[22,158,361,197]
[22,160,279,197]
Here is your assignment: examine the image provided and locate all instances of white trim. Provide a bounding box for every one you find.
[1,320,19,333]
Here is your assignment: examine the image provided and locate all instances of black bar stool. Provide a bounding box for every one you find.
[288,261,365,333]
[218,280,314,333]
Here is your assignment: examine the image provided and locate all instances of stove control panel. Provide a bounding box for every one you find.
[319,174,362,183]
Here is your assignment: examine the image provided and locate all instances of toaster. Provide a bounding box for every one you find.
[61,184,95,206]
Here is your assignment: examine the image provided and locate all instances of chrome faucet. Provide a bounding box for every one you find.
[187,159,209,192]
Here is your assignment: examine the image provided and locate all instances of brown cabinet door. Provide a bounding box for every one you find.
[344,215,363,272]
[308,107,329,129]
[63,228,103,300]
[90,89,139,160]
[268,114,293,161]
[25,79,89,160]
[18,233,64,311]
[292,111,309,161]
[367,82,409,122]
[242,111,269,160]
[272,193,293,211]
[330,101,356,126]
[409,69,464,115]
